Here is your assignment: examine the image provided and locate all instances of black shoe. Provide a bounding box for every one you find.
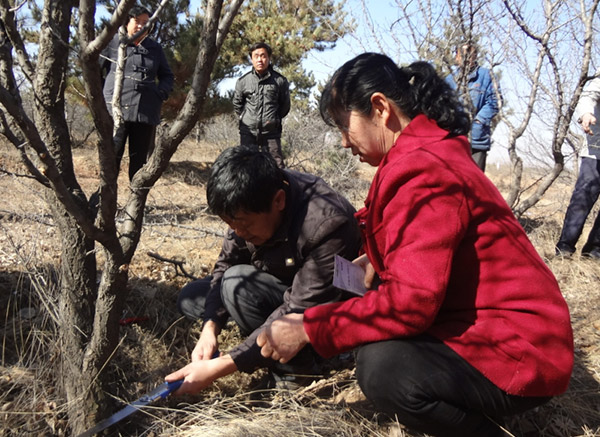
[582,249,600,260]
[270,368,322,390]
[248,368,321,401]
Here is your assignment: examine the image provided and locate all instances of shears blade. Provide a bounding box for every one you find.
[77,379,183,437]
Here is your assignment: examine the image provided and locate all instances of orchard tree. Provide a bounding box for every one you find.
[0,0,352,433]
[494,0,599,214]
[0,0,245,434]
[351,0,600,216]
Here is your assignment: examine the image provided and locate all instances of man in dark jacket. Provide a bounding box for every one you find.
[101,5,174,181]
[167,146,361,392]
[233,42,290,168]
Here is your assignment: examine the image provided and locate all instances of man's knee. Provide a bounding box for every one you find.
[177,277,212,320]
[220,264,257,305]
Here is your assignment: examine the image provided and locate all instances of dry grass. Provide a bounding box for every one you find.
[1,138,600,436]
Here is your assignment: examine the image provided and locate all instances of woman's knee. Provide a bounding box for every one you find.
[355,340,439,418]
[356,343,413,410]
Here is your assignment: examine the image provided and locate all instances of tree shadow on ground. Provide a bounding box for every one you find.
[518,216,563,234]
[163,160,213,186]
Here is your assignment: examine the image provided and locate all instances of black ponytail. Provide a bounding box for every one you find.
[320,53,470,137]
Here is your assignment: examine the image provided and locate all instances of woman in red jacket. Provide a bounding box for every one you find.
[257,53,573,437]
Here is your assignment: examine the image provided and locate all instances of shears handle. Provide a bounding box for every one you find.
[160,379,184,399]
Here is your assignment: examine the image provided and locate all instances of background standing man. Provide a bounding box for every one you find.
[101,5,174,181]
[447,43,501,171]
[555,75,600,259]
[169,146,361,390]
[233,42,290,168]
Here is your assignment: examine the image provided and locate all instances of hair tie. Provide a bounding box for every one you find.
[408,75,416,86]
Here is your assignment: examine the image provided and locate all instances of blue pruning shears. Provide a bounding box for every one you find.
[77,379,183,437]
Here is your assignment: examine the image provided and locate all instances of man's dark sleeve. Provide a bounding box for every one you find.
[232,77,245,117]
[279,76,291,119]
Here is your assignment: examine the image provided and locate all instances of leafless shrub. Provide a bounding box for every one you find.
[62,83,97,150]
[198,113,240,152]
[283,108,370,205]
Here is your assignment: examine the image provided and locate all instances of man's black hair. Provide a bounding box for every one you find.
[248,42,273,58]
[129,5,151,18]
[207,146,286,218]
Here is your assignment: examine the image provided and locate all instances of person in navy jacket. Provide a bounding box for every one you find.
[447,43,501,171]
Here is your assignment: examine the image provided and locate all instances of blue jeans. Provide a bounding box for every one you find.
[556,157,600,255]
[356,335,550,437]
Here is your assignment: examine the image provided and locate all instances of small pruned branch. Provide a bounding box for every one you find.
[0,166,41,180]
[147,251,199,280]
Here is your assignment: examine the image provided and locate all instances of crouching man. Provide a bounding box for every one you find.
[166,146,361,393]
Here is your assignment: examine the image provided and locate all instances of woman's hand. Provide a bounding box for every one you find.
[165,355,236,395]
[353,254,376,289]
[256,313,309,363]
[191,321,221,362]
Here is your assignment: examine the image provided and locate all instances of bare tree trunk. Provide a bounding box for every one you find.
[48,197,100,431]
[0,0,244,433]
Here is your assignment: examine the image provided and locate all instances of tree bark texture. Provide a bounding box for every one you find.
[0,0,244,433]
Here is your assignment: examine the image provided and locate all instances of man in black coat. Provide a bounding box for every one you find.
[233,42,290,168]
[101,5,174,181]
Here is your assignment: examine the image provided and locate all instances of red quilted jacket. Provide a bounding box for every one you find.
[304,115,573,397]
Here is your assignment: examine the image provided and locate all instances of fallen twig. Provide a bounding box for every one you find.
[147,251,199,280]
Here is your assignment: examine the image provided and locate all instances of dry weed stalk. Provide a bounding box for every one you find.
[158,387,391,437]
[0,223,69,435]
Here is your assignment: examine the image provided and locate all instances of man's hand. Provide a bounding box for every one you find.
[580,112,597,135]
[165,355,236,395]
[256,313,309,363]
[352,254,376,289]
[192,320,221,362]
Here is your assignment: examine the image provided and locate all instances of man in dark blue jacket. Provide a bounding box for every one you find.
[101,6,174,181]
[447,43,501,171]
